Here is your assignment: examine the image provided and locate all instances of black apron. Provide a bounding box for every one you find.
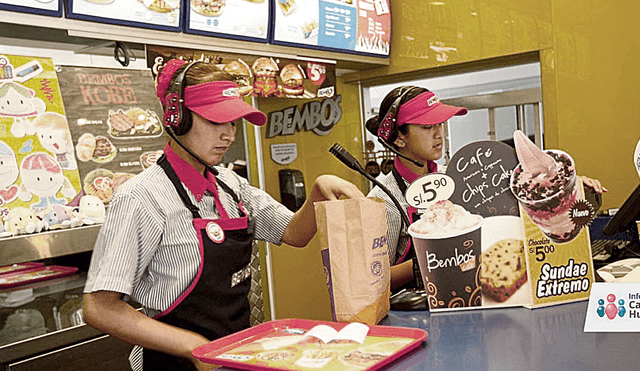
[143,156,253,370]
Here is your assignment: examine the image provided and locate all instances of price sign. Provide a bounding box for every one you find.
[405,174,455,209]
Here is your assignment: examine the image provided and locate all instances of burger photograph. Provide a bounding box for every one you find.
[223,59,254,96]
[280,64,307,97]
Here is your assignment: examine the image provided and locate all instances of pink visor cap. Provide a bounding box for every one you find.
[396,91,467,126]
[184,81,266,126]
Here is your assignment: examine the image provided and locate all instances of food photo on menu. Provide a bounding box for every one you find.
[56,66,167,205]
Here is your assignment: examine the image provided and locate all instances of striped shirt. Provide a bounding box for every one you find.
[84,146,293,315]
[366,158,441,266]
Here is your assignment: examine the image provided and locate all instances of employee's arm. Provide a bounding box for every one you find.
[83,291,216,371]
[281,174,364,247]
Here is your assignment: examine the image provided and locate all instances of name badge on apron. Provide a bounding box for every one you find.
[206,221,225,243]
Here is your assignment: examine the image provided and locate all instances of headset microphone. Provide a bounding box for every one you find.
[329,143,410,229]
[377,139,424,168]
[165,126,219,176]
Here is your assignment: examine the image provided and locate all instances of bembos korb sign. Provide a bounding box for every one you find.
[266,96,342,138]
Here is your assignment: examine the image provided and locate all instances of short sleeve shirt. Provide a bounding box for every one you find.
[84,144,294,314]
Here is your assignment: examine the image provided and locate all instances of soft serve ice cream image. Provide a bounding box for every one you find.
[408,200,483,309]
[509,130,580,243]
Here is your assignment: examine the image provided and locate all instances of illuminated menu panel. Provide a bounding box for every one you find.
[184,0,270,42]
[0,0,62,17]
[272,0,390,57]
[66,0,182,32]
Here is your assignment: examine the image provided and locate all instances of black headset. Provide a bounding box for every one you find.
[163,61,199,136]
[375,86,425,168]
[162,61,221,176]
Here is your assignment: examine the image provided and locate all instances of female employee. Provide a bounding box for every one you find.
[366,85,607,294]
[82,60,364,371]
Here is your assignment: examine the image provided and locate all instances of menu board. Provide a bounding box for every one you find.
[56,66,166,204]
[184,0,270,42]
[66,0,182,31]
[0,0,62,16]
[271,0,391,56]
[0,55,82,218]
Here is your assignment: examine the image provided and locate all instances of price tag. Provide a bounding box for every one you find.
[405,174,455,209]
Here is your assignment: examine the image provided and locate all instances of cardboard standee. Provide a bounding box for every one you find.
[408,139,597,312]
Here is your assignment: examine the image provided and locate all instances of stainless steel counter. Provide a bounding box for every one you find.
[381,301,640,371]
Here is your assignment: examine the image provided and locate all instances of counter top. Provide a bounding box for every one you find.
[381,301,640,371]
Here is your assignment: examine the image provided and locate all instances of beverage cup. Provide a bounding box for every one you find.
[408,215,483,310]
[510,150,579,244]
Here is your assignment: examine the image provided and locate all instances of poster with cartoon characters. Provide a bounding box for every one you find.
[56,66,166,205]
[0,55,82,234]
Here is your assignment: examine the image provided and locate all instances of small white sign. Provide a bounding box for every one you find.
[634,138,640,179]
[405,173,455,209]
[584,282,640,332]
[270,143,298,165]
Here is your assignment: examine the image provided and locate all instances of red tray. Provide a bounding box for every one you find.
[0,265,79,289]
[0,262,44,275]
[192,318,427,371]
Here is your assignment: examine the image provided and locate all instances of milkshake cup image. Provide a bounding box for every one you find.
[509,130,580,243]
[408,200,483,310]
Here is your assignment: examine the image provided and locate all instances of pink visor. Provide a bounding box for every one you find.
[184,81,266,126]
[396,91,467,126]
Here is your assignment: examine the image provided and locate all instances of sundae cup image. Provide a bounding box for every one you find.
[408,200,483,310]
[509,130,580,243]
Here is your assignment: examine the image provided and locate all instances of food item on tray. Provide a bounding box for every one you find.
[277,0,296,15]
[480,238,528,302]
[84,169,115,203]
[140,150,163,169]
[280,64,305,97]
[76,133,116,163]
[108,108,162,137]
[191,0,225,16]
[223,60,254,96]
[409,199,482,237]
[510,130,579,243]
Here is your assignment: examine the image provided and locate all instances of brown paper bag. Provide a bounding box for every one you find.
[315,197,390,325]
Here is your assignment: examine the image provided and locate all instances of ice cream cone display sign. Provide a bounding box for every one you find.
[0,55,82,223]
[56,66,166,204]
[146,45,337,99]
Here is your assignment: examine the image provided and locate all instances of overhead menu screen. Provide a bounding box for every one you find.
[0,0,62,17]
[184,0,270,42]
[272,0,391,57]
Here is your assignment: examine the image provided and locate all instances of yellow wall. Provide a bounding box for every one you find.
[254,77,367,320]
[346,0,640,209]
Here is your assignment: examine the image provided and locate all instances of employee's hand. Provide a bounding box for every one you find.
[311,174,365,201]
[579,175,607,194]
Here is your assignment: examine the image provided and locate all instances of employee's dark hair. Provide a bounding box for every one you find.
[166,63,235,135]
[365,85,429,149]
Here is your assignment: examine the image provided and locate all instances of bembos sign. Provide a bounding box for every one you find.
[266,96,342,138]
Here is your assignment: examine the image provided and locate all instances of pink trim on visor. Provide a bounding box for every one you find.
[184,81,266,126]
[396,91,467,126]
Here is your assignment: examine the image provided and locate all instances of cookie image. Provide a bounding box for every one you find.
[480,238,528,302]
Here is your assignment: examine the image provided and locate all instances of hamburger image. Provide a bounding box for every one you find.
[280,64,306,97]
[191,0,225,16]
[251,57,280,97]
[223,59,254,96]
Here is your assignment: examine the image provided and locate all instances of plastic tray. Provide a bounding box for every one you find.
[192,318,428,371]
[0,265,79,289]
[0,262,44,276]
